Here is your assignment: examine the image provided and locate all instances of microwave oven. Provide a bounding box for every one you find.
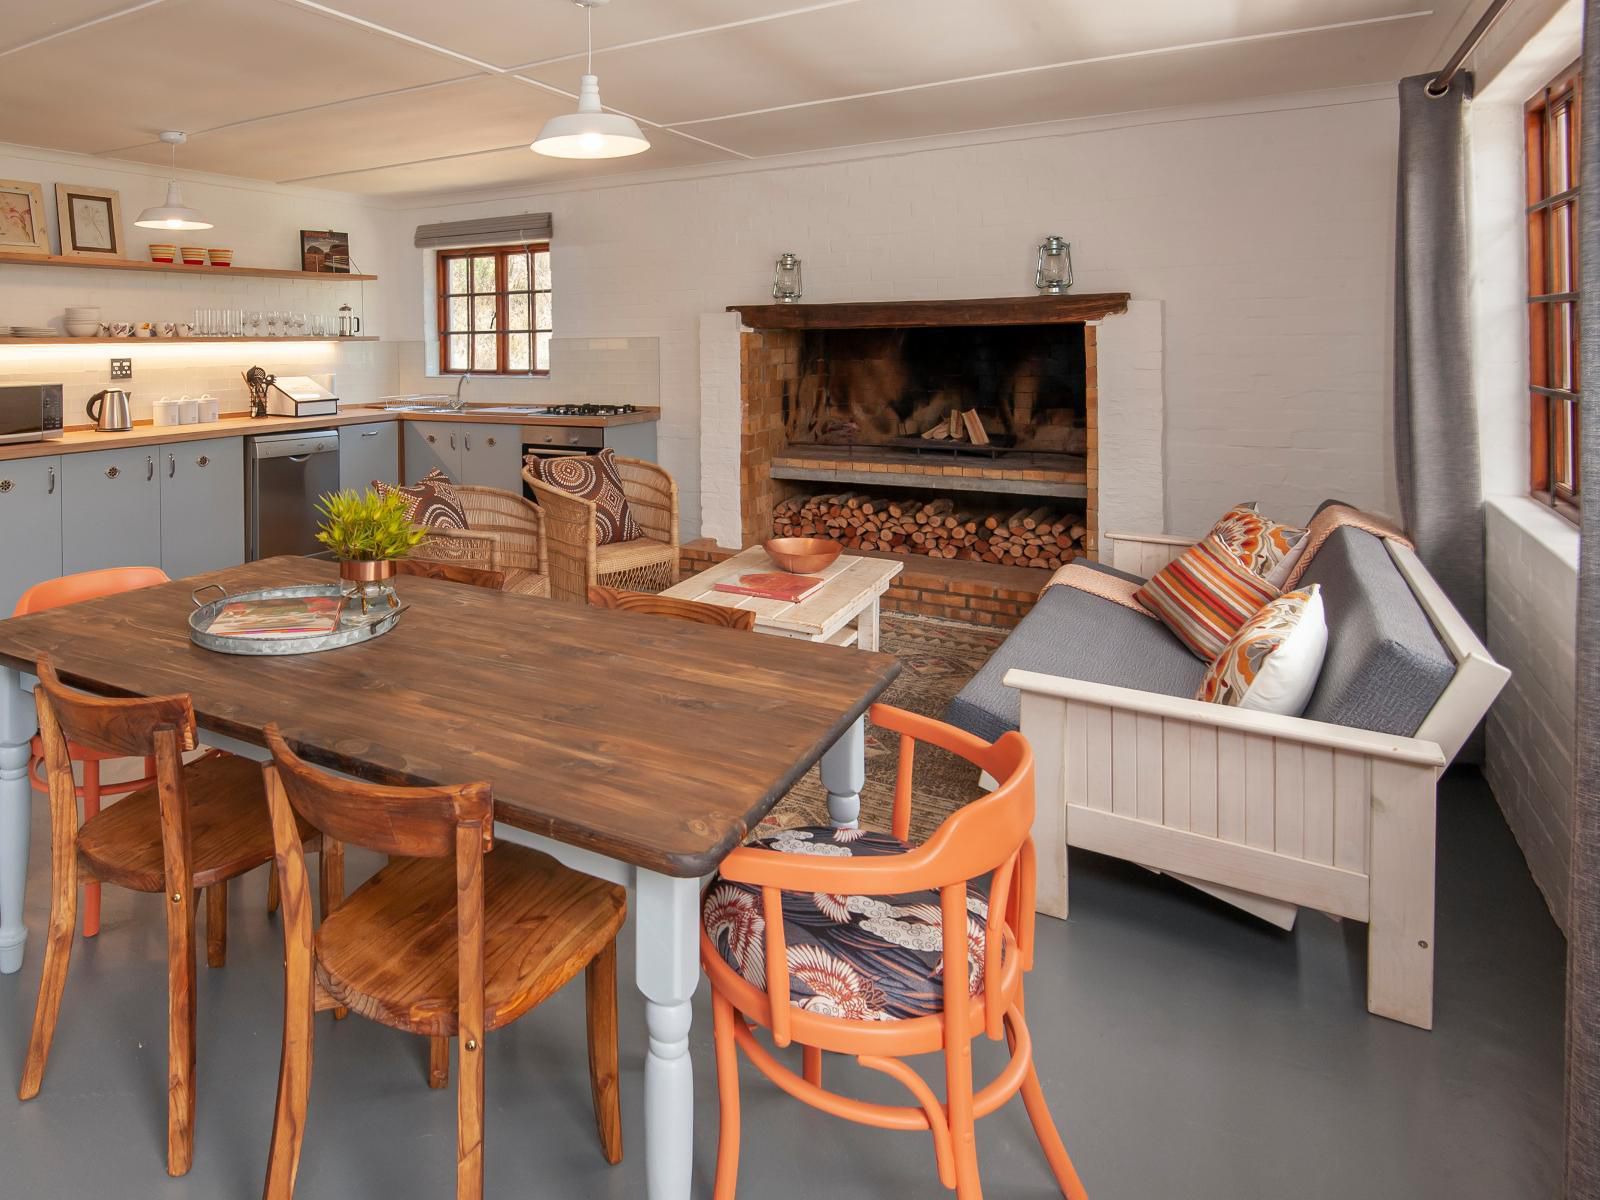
[0,384,64,445]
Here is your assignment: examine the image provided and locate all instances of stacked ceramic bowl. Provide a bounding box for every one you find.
[148,243,177,264]
[64,306,100,338]
[181,246,207,266]
[206,248,233,267]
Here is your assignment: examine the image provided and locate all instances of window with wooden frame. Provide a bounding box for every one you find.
[436,244,552,375]
[1526,62,1581,521]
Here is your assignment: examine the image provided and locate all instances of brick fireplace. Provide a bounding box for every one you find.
[727,294,1130,567]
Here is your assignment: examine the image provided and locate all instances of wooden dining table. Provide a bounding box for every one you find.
[0,556,900,1199]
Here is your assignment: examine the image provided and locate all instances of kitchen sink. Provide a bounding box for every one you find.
[464,405,549,415]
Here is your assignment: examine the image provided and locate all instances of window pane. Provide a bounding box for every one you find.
[447,297,469,332]
[1553,202,1573,293]
[447,334,470,370]
[447,257,468,293]
[473,333,498,371]
[507,253,530,291]
[507,292,530,330]
[1557,398,1576,489]
[1552,103,1571,194]
[534,251,551,291]
[1555,302,1574,390]
[535,292,552,330]
[472,255,496,291]
[473,296,498,331]
[536,331,552,372]
[508,333,531,372]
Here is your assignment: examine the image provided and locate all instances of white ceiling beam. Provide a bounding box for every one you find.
[0,0,169,61]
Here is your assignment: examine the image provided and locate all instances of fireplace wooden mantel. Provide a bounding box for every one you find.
[728,292,1130,330]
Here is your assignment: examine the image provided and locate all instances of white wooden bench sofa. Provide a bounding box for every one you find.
[945,518,1509,1030]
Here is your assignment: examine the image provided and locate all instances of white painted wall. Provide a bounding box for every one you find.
[387,87,1403,539]
[1469,0,1582,928]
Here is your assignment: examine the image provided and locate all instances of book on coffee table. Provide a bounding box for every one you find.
[206,596,344,639]
[713,572,827,604]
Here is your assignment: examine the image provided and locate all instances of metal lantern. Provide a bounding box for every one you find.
[1035,236,1073,295]
[772,252,803,303]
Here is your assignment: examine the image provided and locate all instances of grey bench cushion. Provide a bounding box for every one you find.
[1297,526,1453,736]
[945,580,1206,743]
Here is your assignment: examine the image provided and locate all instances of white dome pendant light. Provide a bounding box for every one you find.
[134,132,213,231]
[531,0,650,159]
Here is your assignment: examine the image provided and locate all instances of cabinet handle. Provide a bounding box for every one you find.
[146,456,154,481]
[106,466,120,479]
[427,434,436,444]
[486,436,496,447]
[196,455,209,468]
[168,453,176,479]
[47,466,55,494]
[464,434,472,452]
[361,429,380,438]
[449,432,457,451]
[0,479,11,493]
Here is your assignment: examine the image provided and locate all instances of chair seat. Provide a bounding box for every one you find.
[501,569,552,598]
[315,842,626,1037]
[76,751,307,892]
[702,827,992,1021]
[595,537,674,572]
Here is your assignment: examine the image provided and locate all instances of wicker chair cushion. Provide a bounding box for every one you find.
[501,569,551,598]
[702,827,993,1020]
[374,469,468,530]
[525,449,640,546]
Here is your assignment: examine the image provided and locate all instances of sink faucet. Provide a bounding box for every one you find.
[452,373,472,412]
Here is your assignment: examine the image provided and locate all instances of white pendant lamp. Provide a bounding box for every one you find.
[134,131,213,231]
[531,0,649,160]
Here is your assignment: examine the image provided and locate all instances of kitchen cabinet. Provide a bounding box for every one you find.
[0,456,63,615]
[160,437,244,579]
[403,422,520,492]
[340,421,400,491]
[62,446,161,575]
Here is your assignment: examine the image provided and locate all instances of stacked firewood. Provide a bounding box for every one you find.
[772,493,1085,570]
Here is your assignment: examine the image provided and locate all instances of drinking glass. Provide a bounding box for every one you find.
[266,311,281,337]
[246,311,262,338]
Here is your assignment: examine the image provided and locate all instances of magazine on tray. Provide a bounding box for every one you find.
[205,595,344,639]
[712,572,826,604]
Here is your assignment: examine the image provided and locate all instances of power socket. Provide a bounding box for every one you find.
[109,358,132,380]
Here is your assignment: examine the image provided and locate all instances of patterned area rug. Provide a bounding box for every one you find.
[755,613,1007,843]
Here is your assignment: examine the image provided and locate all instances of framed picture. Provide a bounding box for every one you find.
[0,180,50,255]
[54,183,124,259]
[300,229,351,274]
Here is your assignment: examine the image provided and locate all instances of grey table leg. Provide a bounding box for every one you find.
[0,665,35,974]
[635,869,701,1200]
[820,715,865,829]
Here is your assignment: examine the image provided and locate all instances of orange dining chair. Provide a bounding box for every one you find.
[15,567,169,938]
[700,703,1090,1200]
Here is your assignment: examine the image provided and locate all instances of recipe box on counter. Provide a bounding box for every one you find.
[267,375,339,418]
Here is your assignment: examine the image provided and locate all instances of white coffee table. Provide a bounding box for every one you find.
[664,545,902,650]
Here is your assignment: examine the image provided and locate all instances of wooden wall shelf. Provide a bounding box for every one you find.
[0,250,377,282]
[729,293,1130,330]
[0,336,378,346]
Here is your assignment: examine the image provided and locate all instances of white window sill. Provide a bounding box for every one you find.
[1486,495,1579,573]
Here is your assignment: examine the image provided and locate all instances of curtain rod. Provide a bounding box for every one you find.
[1427,0,1518,95]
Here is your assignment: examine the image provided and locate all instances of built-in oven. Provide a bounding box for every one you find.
[521,425,605,502]
[0,384,64,445]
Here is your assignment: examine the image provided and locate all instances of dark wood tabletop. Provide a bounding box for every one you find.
[0,557,900,877]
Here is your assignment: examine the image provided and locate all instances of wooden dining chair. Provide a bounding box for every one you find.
[700,704,1090,1200]
[587,585,756,630]
[260,724,628,1200]
[394,558,506,590]
[16,567,169,938]
[20,657,319,1177]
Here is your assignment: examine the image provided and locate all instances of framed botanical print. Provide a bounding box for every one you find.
[0,180,49,255]
[54,183,124,259]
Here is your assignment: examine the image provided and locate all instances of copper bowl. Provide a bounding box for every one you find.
[763,537,842,574]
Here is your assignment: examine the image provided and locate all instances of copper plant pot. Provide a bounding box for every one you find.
[338,558,397,584]
[339,558,399,616]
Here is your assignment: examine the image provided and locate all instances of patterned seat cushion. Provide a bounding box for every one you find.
[525,448,641,545]
[702,827,992,1021]
[374,468,469,530]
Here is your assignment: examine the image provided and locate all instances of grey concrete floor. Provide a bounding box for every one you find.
[0,767,1565,1200]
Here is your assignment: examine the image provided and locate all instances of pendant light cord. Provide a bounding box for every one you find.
[587,2,593,74]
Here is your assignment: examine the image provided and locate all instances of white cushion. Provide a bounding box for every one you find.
[1195,585,1328,715]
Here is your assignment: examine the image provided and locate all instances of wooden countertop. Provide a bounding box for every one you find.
[0,405,661,462]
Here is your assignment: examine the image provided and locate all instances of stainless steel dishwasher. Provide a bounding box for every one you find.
[246,429,339,560]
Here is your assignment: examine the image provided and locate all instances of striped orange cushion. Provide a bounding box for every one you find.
[1134,534,1280,660]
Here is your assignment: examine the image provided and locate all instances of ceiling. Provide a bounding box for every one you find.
[0,0,1479,201]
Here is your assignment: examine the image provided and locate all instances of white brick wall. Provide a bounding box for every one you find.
[1484,499,1578,929]
[390,88,1402,538]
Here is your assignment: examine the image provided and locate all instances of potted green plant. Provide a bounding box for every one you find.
[315,489,427,615]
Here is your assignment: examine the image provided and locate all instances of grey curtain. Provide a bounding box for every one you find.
[1394,74,1486,641]
[1568,6,1600,1195]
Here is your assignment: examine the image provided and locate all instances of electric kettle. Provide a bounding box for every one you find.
[87,388,133,433]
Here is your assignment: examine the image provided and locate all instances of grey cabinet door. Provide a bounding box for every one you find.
[403,421,458,483]
[0,456,63,615]
[62,446,161,574]
[458,423,521,491]
[340,421,400,491]
[161,437,244,580]
[603,421,658,464]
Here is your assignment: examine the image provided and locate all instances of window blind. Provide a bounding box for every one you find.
[413,212,552,248]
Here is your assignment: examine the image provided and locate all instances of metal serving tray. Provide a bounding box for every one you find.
[189,583,403,657]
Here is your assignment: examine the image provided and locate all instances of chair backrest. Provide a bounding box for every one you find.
[14,566,169,616]
[456,485,546,575]
[587,585,755,630]
[395,559,506,590]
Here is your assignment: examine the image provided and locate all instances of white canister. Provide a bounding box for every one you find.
[152,398,180,427]
[198,392,220,422]
[178,396,201,424]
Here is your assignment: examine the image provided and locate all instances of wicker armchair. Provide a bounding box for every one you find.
[408,484,551,599]
[522,456,679,603]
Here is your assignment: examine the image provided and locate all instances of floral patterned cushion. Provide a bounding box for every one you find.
[702,827,992,1021]
[1209,503,1307,581]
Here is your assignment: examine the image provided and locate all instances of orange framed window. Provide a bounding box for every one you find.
[436,244,552,375]
[1526,62,1582,522]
